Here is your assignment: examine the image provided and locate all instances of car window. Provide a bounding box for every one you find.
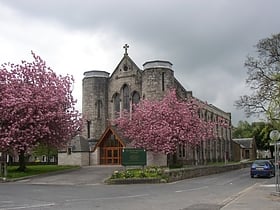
[253,160,271,167]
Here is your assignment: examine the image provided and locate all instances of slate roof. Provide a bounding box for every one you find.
[232,138,254,149]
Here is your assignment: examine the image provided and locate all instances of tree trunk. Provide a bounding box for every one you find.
[47,147,50,164]
[17,150,26,172]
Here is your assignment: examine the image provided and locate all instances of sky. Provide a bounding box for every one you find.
[0,0,279,126]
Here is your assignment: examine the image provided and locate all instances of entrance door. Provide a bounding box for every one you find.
[98,128,124,165]
[100,147,122,165]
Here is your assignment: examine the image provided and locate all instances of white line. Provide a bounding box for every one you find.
[0,203,55,210]
[260,184,276,187]
[220,183,258,207]
[65,194,149,202]
[175,186,208,193]
[85,183,101,186]
[30,182,75,185]
[16,179,30,183]
[0,201,13,204]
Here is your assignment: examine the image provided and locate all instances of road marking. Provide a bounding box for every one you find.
[16,179,30,183]
[85,183,101,186]
[259,184,276,187]
[175,186,208,193]
[65,194,150,202]
[0,203,55,210]
[220,183,258,207]
[30,182,75,185]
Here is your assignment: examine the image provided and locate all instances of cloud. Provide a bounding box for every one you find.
[0,0,280,126]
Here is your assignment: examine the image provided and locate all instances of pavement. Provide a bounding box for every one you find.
[221,181,280,210]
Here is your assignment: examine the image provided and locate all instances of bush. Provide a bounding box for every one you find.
[110,166,165,180]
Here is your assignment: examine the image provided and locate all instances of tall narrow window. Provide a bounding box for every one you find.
[132,91,140,112]
[162,72,165,91]
[87,120,91,138]
[132,91,140,105]
[122,85,130,111]
[97,100,102,119]
[113,93,120,118]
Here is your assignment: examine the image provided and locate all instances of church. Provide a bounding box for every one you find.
[58,45,232,166]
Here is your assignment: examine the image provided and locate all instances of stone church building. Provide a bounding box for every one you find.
[58,45,232,166]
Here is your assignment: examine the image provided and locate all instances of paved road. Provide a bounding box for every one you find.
[16,165,123,186]
[0,166,279,210]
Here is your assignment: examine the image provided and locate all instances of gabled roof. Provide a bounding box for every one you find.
[110,54,142,79]
[92,126,129,151]
[232,138,254,149]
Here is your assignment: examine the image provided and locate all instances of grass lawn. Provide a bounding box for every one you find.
[3,165,79,179]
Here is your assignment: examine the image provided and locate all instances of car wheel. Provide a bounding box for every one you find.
[251,175,254,178]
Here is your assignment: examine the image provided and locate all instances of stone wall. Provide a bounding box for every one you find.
[147,152,167,166]
[142,66,174,100]
[164,162,251,182]
[90,148,99,165]
[58,152,90,166]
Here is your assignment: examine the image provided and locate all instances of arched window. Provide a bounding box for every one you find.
[122,85,130,111]
[113,93,120,118]
[132,91,140,105]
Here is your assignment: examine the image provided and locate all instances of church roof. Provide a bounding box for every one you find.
[92,126,129,152]
[110,53,142,79]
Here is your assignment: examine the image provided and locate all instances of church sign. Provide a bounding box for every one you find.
[122,148,146,166]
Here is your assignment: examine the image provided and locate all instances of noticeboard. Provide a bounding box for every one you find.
[122,148,147,166]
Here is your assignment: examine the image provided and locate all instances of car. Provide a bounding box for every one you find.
[250,159,275,178]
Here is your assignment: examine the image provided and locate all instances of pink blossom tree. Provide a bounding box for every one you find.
[0,52,82,171]
[114,89,216,156]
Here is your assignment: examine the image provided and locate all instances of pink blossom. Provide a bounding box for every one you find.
[113,89,218,155]
[0,52,83,153]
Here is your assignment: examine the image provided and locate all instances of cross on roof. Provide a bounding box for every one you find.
[123,44,129,55]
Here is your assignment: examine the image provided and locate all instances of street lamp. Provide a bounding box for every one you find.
[269,130,280,194]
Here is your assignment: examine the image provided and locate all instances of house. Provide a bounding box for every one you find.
[232,138,257,161]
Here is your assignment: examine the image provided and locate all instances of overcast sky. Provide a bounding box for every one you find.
[0,0,279,126]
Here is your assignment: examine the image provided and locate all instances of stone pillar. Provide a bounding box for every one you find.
[82,70,109,140]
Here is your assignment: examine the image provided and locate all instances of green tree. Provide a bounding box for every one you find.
[233,121,273,151]
[252,122,273,151]
[232,121,253,138]
[32,143,58,164]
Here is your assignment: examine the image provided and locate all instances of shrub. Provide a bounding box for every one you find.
[110,166,165,180]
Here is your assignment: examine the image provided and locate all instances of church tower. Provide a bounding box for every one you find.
[142,60,175,100]
[82,70,110,141]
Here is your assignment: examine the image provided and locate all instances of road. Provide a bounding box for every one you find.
[0,167,278,210]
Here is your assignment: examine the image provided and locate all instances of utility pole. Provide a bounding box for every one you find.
[269,130,280,194]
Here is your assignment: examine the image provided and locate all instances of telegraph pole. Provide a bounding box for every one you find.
[270,130,280,194]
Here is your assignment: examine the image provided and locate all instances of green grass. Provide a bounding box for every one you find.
[3,165,79,179]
